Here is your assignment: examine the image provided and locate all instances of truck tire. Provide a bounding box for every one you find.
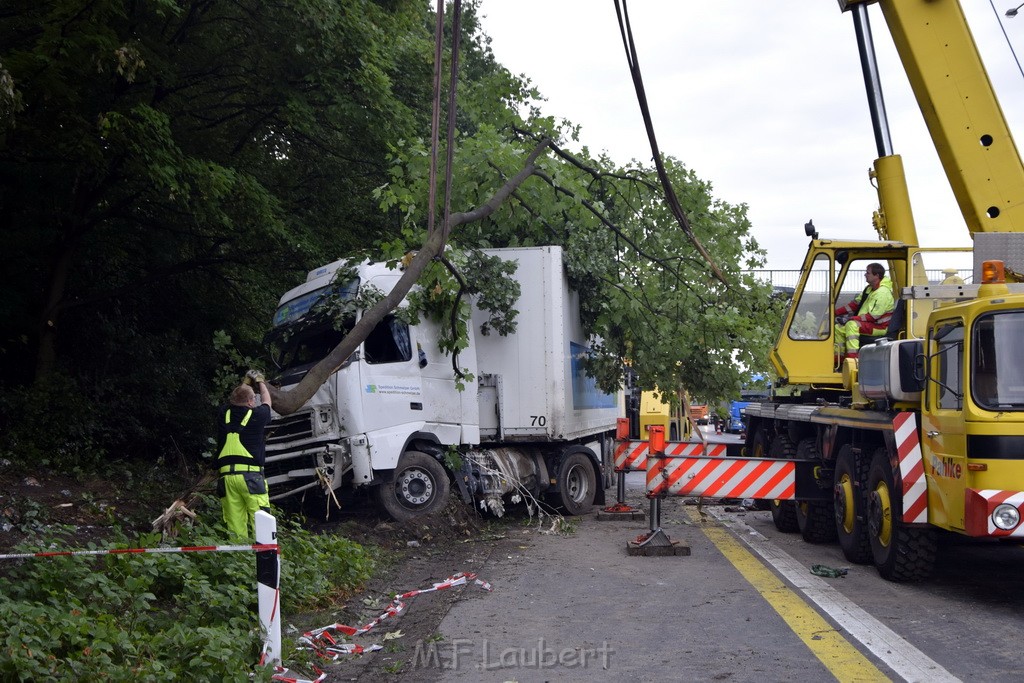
[834,444,872,563]
[866,447,936,581]
[602,434,615,490]
[795,437,836,543]
[749,428,772,511]
[768,435,799,532]
[377,451,451,522]
[549,452,596,516]
[750,428,770,458]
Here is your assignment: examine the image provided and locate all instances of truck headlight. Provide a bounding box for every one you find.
[992,503,1021,531]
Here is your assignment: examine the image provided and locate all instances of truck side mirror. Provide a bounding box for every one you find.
[912,351,927,386]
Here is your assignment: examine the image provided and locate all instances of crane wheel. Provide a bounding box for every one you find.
[834,443,872,564]
[866,447,936,581]
[768,434,798,532]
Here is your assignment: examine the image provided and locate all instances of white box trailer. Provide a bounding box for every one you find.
[474,247,619,442]
[263,246,619,520]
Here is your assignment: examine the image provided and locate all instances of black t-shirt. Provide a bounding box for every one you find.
[216,404,272,466]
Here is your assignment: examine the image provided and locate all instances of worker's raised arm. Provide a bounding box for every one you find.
[258,380,271,410]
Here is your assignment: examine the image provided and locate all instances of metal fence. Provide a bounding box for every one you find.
[744,269,973,291]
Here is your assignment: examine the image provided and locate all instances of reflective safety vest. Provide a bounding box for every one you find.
[217,409,262,475]
[836,277,895,329]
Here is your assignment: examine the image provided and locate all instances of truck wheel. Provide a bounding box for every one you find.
[768,435,799,532]
[377,451,450,522]
[834,444,872,563]
[602,434,615,490]
[795,438,836,543]
[748,428,772,511]
[750,428,770,458]
[549,452,596,516]
[866,447,936,581]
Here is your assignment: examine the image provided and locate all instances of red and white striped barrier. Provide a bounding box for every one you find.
[614,440,649,472]
[615,440,727,472]
[646,454,795,499]
[893,411,928,524]
[296,572,492,665]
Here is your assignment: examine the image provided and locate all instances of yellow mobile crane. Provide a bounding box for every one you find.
[638,389,692,442]
[742,0,1024,580]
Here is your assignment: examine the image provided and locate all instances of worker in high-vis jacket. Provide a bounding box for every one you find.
[833,262,895,364]
[215,370,272,538]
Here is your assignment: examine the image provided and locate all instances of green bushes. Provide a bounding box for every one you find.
[0,511,373,681]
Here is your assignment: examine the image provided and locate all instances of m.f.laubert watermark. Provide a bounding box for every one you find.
[412,637,614,671]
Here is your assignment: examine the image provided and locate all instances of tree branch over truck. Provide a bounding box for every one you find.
[269,139,552,415]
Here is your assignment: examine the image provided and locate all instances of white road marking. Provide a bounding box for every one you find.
[708,508,961,683]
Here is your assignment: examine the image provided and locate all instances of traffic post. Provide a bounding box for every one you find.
[256,510,282,668]
[626,426,690,556]
[598,418,647,521]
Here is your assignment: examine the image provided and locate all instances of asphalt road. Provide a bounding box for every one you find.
[397,463,1024,683]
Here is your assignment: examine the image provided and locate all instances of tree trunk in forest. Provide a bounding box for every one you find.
[35,238,76,382]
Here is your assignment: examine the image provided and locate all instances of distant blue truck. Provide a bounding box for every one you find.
[727,377,771,434]
[727,400,750,434]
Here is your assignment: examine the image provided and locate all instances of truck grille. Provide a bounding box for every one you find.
[266,410,314,444]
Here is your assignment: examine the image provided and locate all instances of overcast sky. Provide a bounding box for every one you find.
[477,2,1024,270]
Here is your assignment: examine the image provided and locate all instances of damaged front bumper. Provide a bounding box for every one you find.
[265,442,352,502]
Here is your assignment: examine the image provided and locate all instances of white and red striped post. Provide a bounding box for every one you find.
[255,510,281,666]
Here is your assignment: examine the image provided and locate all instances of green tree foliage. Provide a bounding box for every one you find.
[0,0,438,466]
[0,0,779,468]
[374,97,779,405]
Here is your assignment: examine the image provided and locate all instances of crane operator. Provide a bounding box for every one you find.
[833,262,895,366]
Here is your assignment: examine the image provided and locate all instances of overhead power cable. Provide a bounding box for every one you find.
[612,0,728,285]
[991,0,1024,80]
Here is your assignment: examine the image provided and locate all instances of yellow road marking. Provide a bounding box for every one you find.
[688,509,890,682]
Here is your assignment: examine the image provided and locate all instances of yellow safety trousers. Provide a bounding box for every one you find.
[217,409,270,539]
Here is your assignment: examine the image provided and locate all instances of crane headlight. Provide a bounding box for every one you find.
[992,503,1021,531]
[981,260,1006,285]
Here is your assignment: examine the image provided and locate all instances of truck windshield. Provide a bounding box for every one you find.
[272,278,359,327]
[266,278,359,374]
[972,311,1024,411]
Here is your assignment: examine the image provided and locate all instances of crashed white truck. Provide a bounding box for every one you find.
[262,245,619,520]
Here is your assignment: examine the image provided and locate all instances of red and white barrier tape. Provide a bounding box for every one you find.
[271,668,327,683]
[0,543,278,561]
[287,571,492,675]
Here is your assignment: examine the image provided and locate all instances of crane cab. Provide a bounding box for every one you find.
[772,240,973,394]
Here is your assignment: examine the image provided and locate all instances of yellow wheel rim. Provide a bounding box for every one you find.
[874,480,892,548]
[838,473,856,534]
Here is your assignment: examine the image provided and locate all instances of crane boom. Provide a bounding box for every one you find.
[847,0,1024,235]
